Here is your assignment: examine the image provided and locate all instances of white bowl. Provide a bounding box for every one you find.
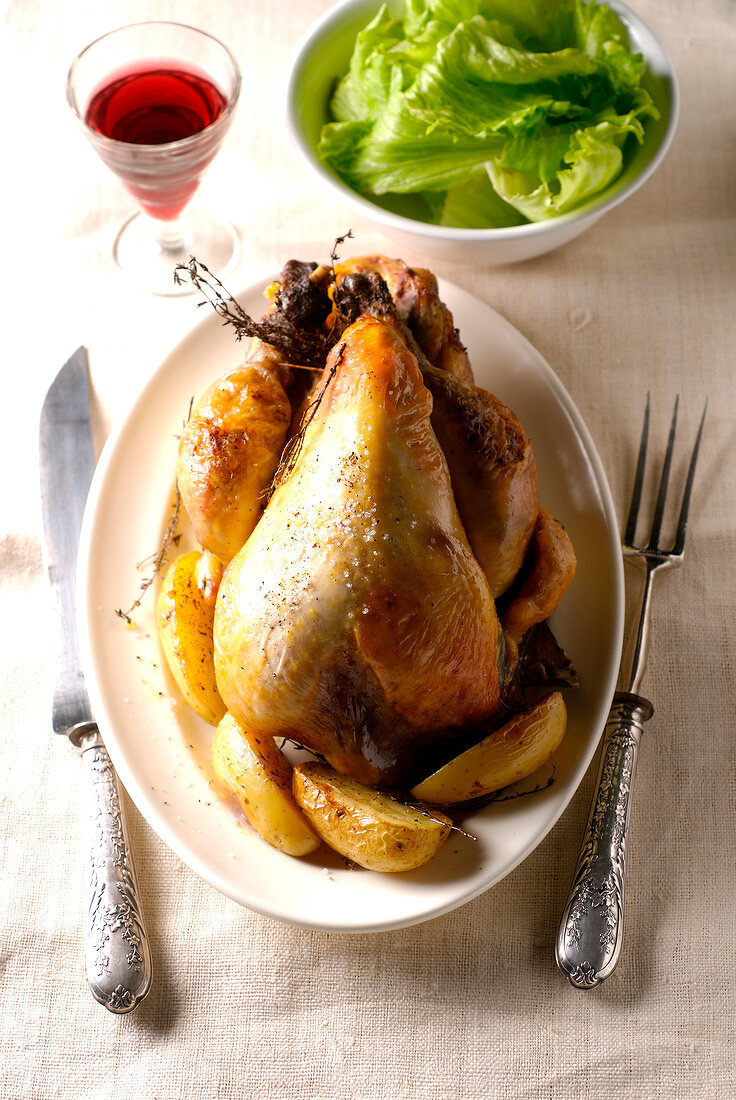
[286,0,678,264]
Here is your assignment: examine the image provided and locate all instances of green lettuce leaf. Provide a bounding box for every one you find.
[318,0,659,226]
[436,172,526,227]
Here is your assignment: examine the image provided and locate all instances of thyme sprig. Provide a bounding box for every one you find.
[265,346,343,501]
[174,257,336,372]
[115,486,182,624]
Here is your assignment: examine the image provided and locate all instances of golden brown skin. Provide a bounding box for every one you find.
[214,315,503,787]
[423,367,538,598]
[331,258,538,598]
[176,344,292,563]
[334,255,474,384]
[502,507,577,642]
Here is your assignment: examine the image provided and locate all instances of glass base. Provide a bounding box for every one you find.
[113,209,240,296]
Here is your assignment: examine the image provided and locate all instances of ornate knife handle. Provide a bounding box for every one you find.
[70,722,152,1013]
[555,692,653,989]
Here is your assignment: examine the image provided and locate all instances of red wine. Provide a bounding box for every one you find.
[85,61,227,145]
[84,61,230,220]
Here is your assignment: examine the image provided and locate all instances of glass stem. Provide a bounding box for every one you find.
[152,215,193,255]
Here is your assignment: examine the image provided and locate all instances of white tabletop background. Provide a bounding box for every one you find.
[2,1,735,1097]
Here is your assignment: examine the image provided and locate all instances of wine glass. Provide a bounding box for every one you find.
[66,22,242,296]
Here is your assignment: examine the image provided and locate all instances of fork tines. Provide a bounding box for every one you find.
[623,394,707,558]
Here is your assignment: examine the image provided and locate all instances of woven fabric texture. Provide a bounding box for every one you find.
[2,1,734,1097]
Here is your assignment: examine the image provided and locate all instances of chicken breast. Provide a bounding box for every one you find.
[214,315,503,787]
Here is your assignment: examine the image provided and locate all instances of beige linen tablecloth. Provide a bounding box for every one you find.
[3,1,735,1096]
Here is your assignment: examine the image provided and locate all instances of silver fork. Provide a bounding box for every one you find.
[555,395,706,989]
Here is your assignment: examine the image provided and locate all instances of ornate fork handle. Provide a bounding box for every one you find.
[71,722,152,1012]
[555,692,653,988]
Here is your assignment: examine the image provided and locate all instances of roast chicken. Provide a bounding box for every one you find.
[172,254,575,790]
[214,315,504,787]
[421,368,538,598]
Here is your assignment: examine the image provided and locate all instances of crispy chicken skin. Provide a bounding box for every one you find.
[214,315,503,787]
[422,367,538,598]
[330,263,539,598]
[176,345,292,564]
[502,508,577,642]
[334,255,474,384]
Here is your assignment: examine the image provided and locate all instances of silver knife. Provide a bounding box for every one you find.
[39,347,152,1014]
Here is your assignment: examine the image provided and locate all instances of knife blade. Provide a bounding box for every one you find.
[40,347,96,733]
[39,348,152,1014]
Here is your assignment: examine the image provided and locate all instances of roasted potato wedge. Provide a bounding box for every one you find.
[212,713,319,857]
[157,550,226,725]
[176,360,292,564]
[292,762,452,872]
[410,691,567,805]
